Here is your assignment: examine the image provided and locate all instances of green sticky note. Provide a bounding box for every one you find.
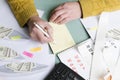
[10,35,21,40]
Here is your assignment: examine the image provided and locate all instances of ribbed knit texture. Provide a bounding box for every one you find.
[8,0,38,27]
[79,0,120,18]
[8,0,120,26]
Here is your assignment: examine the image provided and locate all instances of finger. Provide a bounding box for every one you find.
[58,17,71,24]
[35,27,52,43]
[32,27,45,42]
[34,22,53,42]
[44,24,53,36]
[30,33,38,41]
[49,9,65,22]
[35,22,51,38]
[51,5,63,14]
[37,32,52,43]
[54,5,63,11]
[34,27,46,42]
[54,13,68,24]
[30,28,39,41]
[45,25,53,41]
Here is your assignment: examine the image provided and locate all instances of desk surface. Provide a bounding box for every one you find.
[0,1,55,80]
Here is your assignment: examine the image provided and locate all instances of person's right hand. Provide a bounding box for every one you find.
[27,16,53,43]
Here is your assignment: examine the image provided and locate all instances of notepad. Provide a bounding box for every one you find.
[49,22,75,54]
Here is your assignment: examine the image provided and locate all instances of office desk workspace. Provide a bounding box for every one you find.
[0,0,120,80]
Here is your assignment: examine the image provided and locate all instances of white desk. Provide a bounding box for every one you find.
[0,1,55,80]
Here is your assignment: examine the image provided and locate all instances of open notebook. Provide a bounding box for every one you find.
[49,22,75,54]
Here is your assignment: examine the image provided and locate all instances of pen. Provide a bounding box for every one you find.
[34,22,50,37]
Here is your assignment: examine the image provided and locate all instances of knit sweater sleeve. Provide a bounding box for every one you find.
[79,0,120,18]
[7,0,38,27]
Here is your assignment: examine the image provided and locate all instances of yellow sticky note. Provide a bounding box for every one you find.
[30,47,42,52]
[88,26,97,31]
[49,22,75,54]
[10,35,21,40]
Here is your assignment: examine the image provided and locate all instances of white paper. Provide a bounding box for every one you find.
[91,12,109,80]
[80,16,99,41]
[58,47,90,80]
[102,39,120,70]
[91,10,120,80]
[77,38,93,66]
[112,57,120,80]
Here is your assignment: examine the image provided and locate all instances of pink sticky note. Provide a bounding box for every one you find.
[23,51,33,58]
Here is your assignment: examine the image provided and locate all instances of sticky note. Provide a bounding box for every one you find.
[30,47,42,52]
[10,35,21,40]
[23,51,33,58]
[49,22,75,54]
[87,26,97,31]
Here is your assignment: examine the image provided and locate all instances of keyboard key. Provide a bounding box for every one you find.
[44,63,85,80]
[69,73,75,78]
[74,77,80,80]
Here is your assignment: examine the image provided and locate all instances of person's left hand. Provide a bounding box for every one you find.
[49,2,82,24]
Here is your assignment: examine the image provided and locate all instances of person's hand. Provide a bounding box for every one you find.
[49,2,82,24]
[27,16,53,43]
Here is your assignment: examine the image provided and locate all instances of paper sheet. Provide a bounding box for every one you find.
[91,10,120,80]
[112,57,120,80]
[49,22,75,54]
[77,38,93,66]
[58,47,90,80]
[90,12,110,80]
[80,16,99,41]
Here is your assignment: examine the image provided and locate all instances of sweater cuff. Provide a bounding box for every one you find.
[17,6,38,27]
[8,0,38,27]
[79,0,104,18]
[79,0,93,18]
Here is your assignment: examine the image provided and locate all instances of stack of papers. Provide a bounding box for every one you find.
[80,10,120,80]
[57,10,120,80]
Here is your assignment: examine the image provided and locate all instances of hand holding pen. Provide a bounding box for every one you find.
[27,16,53,43]
[34,22,50,38]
